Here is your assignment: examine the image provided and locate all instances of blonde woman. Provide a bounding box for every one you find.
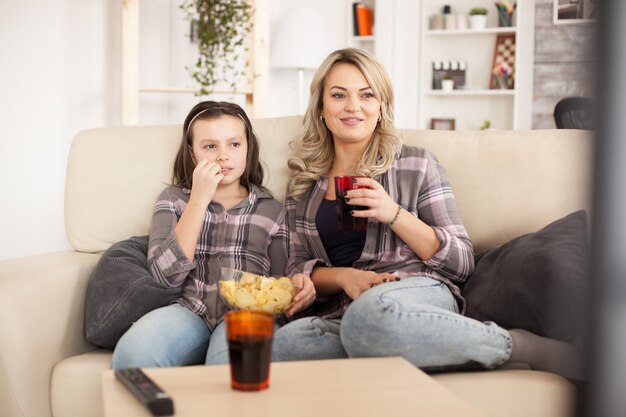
[273,48,578,378]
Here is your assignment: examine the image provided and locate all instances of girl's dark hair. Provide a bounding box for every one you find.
[173,101,268,194]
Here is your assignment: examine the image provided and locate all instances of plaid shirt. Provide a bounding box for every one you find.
[147,185,288,330]
[286,145,474,318]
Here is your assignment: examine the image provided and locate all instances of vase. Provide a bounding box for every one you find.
[441,79,454,92]
[457,14,468,30]
[495,75,509,89]
[498,11,514,27]
[496,4,516,27]
[469,15,487,30]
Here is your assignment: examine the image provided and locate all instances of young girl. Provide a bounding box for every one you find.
[112,101,315,369]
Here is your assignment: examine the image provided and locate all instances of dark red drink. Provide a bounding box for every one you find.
[334,176,368,231]
[228,335,272,391]
[225,311,274,391]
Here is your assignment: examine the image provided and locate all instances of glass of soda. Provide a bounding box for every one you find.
[225,310,274,391]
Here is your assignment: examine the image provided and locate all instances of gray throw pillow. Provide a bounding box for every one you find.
[462,210,589,343]
[85,236,182,349]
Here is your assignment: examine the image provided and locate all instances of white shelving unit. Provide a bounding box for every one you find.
[121,0,269,125]
[345,0,377,55]
[418,0,535,130]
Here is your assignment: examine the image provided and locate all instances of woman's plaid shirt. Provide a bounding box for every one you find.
[285,145,474,318]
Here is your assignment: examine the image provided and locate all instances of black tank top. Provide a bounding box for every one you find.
[316,199,366,267]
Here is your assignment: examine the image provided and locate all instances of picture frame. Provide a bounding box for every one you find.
[430,118,456,130]
[553,0,596,24]
[490,34,516,90]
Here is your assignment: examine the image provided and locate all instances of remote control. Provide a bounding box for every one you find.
[114,368,174,416]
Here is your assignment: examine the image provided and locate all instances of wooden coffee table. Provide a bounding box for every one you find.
[102,357,484,417]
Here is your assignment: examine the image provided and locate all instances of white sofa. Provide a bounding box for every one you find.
[0,116,592,417]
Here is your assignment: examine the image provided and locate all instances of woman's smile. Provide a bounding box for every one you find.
[321,63,381,146]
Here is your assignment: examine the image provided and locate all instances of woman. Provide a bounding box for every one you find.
[273,48,578,378]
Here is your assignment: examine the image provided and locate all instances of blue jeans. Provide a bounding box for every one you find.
[111,303,230,369]
[273,277,512,370]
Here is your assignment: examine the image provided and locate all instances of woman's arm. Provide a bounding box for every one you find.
[346,177,440,260]
[311,267,396,299]
[348,154,474,283]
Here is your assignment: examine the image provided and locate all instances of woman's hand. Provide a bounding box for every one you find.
[190,159,224,206]
[346,177,399,225]
[338,268,397,300]
[284,273,317,317]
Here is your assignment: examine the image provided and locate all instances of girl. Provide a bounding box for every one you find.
[112,101,315,369]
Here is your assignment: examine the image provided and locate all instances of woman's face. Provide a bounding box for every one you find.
[321,63,381,148]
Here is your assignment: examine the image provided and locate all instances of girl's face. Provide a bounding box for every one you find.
[321,63,381,148]
[190,115,248,188]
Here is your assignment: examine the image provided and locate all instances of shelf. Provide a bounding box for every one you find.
[425,27,516,36]
[418,0,535,130]
[352,35,375,42]
[425,89,515,96]
[138,86,251,95]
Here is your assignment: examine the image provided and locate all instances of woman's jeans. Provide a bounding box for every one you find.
[111,303,230,369]
[273,277,512,371]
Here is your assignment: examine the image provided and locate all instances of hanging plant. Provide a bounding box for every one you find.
[180,0,253,96]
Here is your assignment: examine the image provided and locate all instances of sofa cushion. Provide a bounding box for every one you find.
[85,236,182,349]
[462,210,589,343]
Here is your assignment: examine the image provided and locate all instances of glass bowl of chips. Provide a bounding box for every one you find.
[218,267,296,314]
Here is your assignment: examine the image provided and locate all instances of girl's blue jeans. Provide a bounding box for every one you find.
[111,303,231,369]
[272,277,513,371]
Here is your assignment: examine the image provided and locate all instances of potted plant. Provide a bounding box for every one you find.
[469,7,488,30]
[441,73,454,92]
[180,0,253,96]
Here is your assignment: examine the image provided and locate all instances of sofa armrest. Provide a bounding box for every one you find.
[0,251,101,417]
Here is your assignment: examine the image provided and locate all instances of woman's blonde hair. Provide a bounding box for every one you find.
[287,48,401,200]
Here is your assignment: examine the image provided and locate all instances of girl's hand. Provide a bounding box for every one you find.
[284,273,316,317]
[339,268,397,300]
[345,177,400,225]
[190,159,224,206]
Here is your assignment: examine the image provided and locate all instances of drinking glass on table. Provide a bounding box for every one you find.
[225,310,274,391]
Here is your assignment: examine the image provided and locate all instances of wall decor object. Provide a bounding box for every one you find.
[553,0,596,24]
[489,34,516,89]
[430,118,456,130]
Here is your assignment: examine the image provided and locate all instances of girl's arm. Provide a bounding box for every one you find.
[173,194,210,260]
[147,188,197,287]
[175,159,223,260]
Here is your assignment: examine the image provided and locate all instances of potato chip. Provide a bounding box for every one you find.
[218,269,296,313]
[234,288,257,308]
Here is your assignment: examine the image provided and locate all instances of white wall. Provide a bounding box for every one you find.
[0,1,121,260]
[0,0,347,261]
[268,0,346,117]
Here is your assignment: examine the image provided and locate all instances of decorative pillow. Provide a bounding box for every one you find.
[462,210,589,343]
[85,236,182,349]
